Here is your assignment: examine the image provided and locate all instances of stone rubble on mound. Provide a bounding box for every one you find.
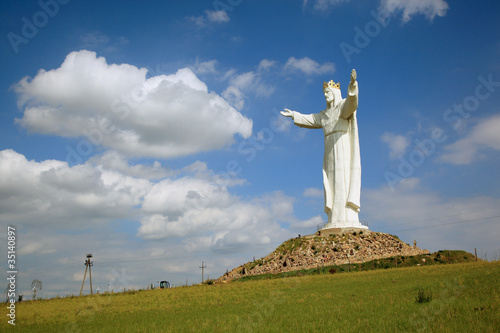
[217,228,429,282]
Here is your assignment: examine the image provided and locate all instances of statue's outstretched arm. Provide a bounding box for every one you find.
[281,108,322,129]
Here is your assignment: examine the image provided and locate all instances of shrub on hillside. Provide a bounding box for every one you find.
[415,287,432,303]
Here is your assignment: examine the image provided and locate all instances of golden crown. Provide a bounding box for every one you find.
[323,80,340,90]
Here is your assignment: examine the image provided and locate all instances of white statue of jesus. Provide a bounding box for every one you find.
[281,69,367,230]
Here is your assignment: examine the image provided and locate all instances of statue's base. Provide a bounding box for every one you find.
[317,227,370,237]
[321,222,369,231]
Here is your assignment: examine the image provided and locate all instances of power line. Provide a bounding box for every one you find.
[383,208,500,228]
[17,243,276,274]
[388,214,500,232]
[96,243,273,266]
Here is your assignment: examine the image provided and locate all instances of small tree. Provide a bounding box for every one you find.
[31,279,42,300]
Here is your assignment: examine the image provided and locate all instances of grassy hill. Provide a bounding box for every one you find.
[3,261,498,332]
[218,229,430,282]
[234,250,479,282]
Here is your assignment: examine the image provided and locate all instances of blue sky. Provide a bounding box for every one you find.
[1,0,499,299]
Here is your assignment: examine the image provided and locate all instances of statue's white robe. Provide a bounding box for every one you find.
[292,81,364,228]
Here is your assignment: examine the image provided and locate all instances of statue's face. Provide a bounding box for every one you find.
[324,89,334,104]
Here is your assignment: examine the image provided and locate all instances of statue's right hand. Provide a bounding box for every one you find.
[281,108,293,117]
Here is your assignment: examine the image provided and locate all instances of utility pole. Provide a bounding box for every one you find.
[199,261,206,283]
[79,254,94,296]
[89,255,93,295]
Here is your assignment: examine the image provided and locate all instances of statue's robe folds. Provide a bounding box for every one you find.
[291,81,365,229]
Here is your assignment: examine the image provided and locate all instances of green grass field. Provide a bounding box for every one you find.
[3,261,499,332]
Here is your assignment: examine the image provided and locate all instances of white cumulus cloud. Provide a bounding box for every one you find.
[303,187,323,198]
[139,188,294,244]
[284,57,335,76]
[13,50,252,158]
[189,10,230,27]
[222,66,275,110]
[0,149,151,226]
[191,59,218,75]
[258,59,277,72]
[88,151,174,180]
[304,0,350,11]
[439,114,500,165]
[0,149,295,252]
[291,215,325,229]
[205,10,230,23]
[381,132,410,159]
[305,0,449,22]
[380,0,449,22]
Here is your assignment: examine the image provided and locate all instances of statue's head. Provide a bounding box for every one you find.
[323,80,342,107]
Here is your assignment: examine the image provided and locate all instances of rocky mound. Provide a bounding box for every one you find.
[217,228,429,282]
